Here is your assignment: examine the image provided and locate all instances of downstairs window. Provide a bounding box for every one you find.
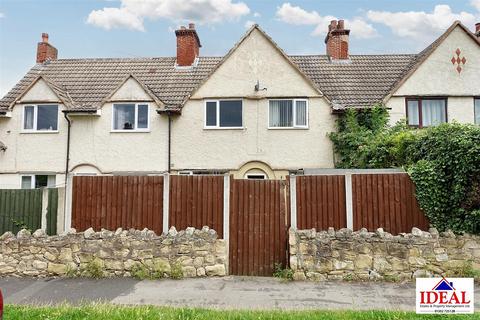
[406,98,447,128]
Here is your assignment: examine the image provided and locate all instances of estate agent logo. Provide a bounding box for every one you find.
[416,277,474,314]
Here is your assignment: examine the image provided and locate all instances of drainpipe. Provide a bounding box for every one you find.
[167,112,172,173]
[63,112,71,182]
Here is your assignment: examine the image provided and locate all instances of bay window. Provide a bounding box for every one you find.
[112,103,149,131]
[23,104,58,131]
[205,100,243,128]
[406,98,447,128]
[269,99,308,128]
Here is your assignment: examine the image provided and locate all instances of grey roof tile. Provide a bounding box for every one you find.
[0,54,418,112]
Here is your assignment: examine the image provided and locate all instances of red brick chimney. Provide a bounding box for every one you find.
[475,22,480,38]
[325,20,350,61]
[36,33,58,64]
[175,23,201,67]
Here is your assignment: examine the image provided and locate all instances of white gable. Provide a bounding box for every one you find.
[20,78,59,102]
[192,28,321,99]
[109,77,153,101]
[393,26,480,96]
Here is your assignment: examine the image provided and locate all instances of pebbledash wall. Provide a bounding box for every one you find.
[0,226,227,278]
[289,227,480,281]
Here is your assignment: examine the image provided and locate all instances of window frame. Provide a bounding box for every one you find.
[21,104,59,133]
[203,99,244,129]
[20,174,56,189]
[405,97,448,128]
[111,103,150,132]
[475,97,480,125]
[267,98,309,129]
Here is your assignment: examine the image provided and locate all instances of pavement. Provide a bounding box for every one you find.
[1,276,479,311]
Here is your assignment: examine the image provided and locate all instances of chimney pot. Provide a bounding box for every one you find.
[337,20,345,30]
[37,33,57,64]
[189,23,195,29]
[180,26,186,30]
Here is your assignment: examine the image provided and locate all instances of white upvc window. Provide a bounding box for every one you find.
[112,103,150,132]
[22,104,59,132]
[204,100,243,129]
[268,99,308,129]
[21,175,56,189]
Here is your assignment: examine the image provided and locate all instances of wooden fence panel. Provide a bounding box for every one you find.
[352,173,429,234]
[169,175,224,238]
[0,189,43,234]
[46,188,58,235]
[296,175,346,230]
[229,179,287,276]
[72,176,164,234]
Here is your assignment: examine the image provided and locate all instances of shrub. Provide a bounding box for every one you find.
[81,259,105,278]
[169,262,184,280]
[273,263,293,281]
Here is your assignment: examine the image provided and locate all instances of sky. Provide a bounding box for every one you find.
[0,0,479,96]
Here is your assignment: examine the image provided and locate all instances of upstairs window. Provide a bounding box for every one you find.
[406,98,447,128]
[23,104,58,131]
[205,100,243,128]
[475,98,480,125]
[112,103,149,131]
[269,99,308,128]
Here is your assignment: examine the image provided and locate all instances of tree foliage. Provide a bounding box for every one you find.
[329,107,480,233]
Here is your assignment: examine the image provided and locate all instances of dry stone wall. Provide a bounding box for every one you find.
[0,226,227,278]
[289,227,480,281]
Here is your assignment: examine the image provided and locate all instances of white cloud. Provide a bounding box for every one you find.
[87,0,250,31]
[471,0,480,12]
[276,3,377,39]
[253,12,261,18]
[244,20,255,28]
[0,12,4,18]
[367,5,477,41]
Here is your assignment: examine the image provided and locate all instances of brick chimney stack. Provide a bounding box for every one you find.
[36,33,58,64]
[475,22,480,38]
[175,23,201,67]
[325,20,350,61]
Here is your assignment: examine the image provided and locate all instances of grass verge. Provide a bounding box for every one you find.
[4,304,480,320]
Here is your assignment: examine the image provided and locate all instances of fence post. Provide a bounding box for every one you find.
[64,173,73,232]
[163,173,169,234]
[41,188,48,231]
[223,175,230,241]
[289,175,297,229]
[345,173,353,230]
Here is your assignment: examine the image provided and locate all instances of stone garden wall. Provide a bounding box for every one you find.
[289,227,480,281]
[0,226,227,278]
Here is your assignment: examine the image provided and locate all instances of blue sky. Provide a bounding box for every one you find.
[0,0,479,96]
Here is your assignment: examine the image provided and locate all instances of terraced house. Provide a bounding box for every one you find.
[0,20,479,188]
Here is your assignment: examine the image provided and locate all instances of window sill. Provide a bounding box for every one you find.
[110,130,151,133]
[20,130,59,134]
[268,127,309,130]
[203,127,245,130]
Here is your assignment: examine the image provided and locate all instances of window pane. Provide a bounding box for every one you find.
[24,106,35,130]
[295,100,307,127]
[137,104,148,129]
[407,100,419,126]
[35,175,48,188]
[47,175,56,188]
[37,105,58,130]
[113,104,135,130]
[219,100,242,127]
[206,101,217,126]
[422,99,446,127]
[475,99,480,125]
[21,176,32,189]
[269,100,293,127]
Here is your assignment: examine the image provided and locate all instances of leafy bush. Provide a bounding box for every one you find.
[81,259,105,278]
[330,108,480,233]
[169,262,184,280]
[273,263,293,281]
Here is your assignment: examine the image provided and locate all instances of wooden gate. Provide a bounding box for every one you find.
[229,178,289,276]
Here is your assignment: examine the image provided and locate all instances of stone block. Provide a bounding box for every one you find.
[205,264,226,276]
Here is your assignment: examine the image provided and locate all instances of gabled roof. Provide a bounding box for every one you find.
[0,21,476,112]
[183,24,327,106]
[384,21,480,102]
